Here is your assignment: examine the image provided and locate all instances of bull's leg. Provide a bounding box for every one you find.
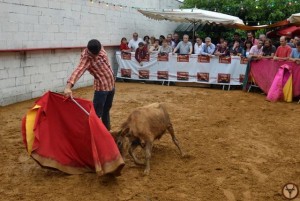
[129,143,144,165]
[144,141,153,175]
[167,124,183,156]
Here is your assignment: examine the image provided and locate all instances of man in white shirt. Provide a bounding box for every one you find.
[194,37,203,55]
[128,32,144,52]
[166,34,175,49]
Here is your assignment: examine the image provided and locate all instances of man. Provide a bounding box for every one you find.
[262,38,276,57]
[246,31,259,46]
[230,32,242,47]
[135,42,148,65]
[249,39,264,57]
[166,34,175,49]
[274,36,292,60]
[230,40,243,56]
[214,40,229,56]
[290,41,300,63]
[173,34,193,54]
[172,33,181,47]
[200,37,216,56]
[259,34,266,45]
[194,37,203,55]
[128,32,144,52]
[64,39,115,130]
[288,36,299,48]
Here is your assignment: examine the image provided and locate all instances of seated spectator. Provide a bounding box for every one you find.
[243,40,253,57]
[149,39,160,53]
[289,41,300,63]
[200,37,215,56]
[262,39,276,57]
[119,37,130,52]
[214,40,229,56]
[230,32,243,48]
[194,37,203,55]
[159,35,165,46]
[274,36,292,60]
[159,39,172,54]
[288,36,299,48]
[230,40,243,56]
[249,39,263,58]
[149,36,156,46]
[135,42,148,66]
[216,37,225,48]
[128,32,144,51]
[166,34,175,49]
[173,34,193,54]
[259,34,266,45]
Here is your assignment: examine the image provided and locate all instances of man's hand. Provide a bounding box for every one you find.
[64,83,73,97]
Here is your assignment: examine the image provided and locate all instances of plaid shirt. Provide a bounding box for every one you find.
[67,48,115,91]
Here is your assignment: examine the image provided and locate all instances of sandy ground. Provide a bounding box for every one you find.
[1,82,300,201]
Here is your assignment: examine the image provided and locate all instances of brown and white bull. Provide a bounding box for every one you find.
[111,103,183,175]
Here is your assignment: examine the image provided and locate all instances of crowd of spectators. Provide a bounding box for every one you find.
[120,32,300,65]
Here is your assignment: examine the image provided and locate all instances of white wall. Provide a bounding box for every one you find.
[0,0,182,106]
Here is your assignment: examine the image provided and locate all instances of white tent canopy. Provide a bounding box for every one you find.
[138,8,244,26]
[288,13,300,24]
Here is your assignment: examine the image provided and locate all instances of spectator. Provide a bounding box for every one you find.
[159,39,172,54]
[288,36,299,48]
[230,40,243,56]
[259,34,266,45]
[262,39,276,57]
[274,36,292,60]
[173,34,193,54]
[249,39,263,58]
[166,34,175,49]
[119,37,130,52]
[216,37,225,48]
[173,33,181,47]
[243,40,253,57]
[194,37,203,55]
[143,35,150,50]
[246,31,259,46]
[149,36,156,46]
[200,37,216,56]
[214,40,229,56]
[290,41,300,62]
[135,42,148,66]
[230,32,242,48]
[128,32,144,52]
[159,35,165,46]
[149,39,160,53]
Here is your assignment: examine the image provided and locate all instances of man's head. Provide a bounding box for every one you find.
[167,34,172,42]
[219,37,225,44]
[143,35,149,43]
[293,36,299,45]
[87,39,101,55]
[280,36,287,46]
[138,42,145,49]
[183,34,189,43]
[154,39,160,47]
[257,40,263,48]
[205,37,211,45]
[233,32,240,41]
[133,32,138,41]
[196,37,202,45]
[264,38,272,47]
[174,33,179,41]
[296,41,300,52]
[222,40,228,48]
[259,34,266,42]
[162,39,168,47]
[247,32,254,39]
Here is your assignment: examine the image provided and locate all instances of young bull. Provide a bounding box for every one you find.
[111,103,183,175]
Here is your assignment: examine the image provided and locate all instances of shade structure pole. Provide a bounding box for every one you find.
[193,21,196,44]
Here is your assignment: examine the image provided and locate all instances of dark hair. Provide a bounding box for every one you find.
[196,37,202,41]
[234,32,240,36]
[159,35,165,40]
[155,39,160,42]
[121,37,127,43]
[87,39,101,55]
[244,40,253,50]
[297,41,300,46]
[143,35,150,41]
[138,42,145,47]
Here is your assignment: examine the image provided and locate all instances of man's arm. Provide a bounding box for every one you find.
[173,42,180,54]
[200,45,209,55]
[64,55,89,97]
[189,42,193,54]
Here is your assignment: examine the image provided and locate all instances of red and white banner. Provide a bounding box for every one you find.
[116,52,247,85]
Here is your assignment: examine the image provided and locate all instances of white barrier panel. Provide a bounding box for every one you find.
[116,52,248,85]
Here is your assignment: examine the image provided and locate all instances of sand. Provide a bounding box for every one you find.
[1,82,300,201]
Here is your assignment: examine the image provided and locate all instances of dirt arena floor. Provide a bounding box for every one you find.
[1,82,300,201]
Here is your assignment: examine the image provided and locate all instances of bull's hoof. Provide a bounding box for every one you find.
[134,160,145,166]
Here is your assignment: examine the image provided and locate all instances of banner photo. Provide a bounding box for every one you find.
[116,52,247,85]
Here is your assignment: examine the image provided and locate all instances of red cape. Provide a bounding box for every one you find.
[22,92,124,175]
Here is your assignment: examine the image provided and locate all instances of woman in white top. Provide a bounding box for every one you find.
[243,40,253,58]
[194,37,203,55]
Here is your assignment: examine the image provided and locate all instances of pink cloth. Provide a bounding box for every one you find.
[266,64,291,101]
[250,59,300,97]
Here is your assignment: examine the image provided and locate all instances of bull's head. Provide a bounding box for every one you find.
[110,130,129,158]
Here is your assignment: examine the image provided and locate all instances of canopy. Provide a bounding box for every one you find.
[288,13,300,24]
[22,92,124,175]
[138,8,244,26]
